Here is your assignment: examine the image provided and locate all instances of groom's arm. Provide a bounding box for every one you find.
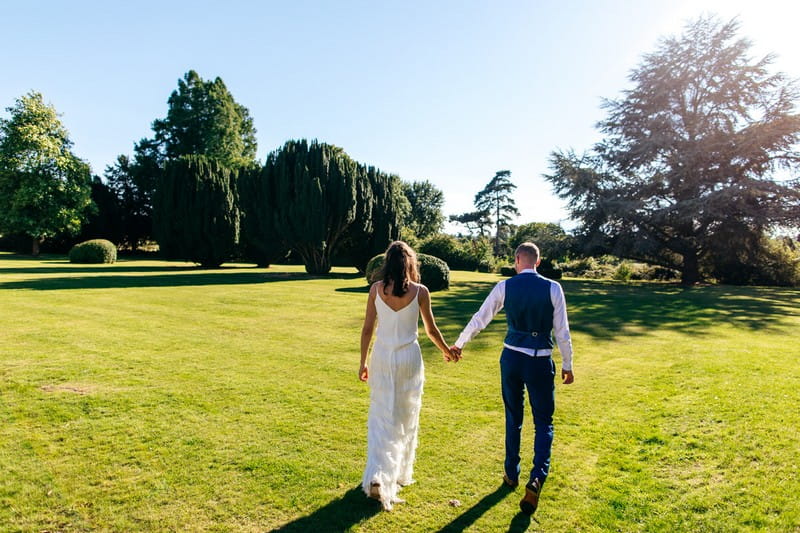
[550,280,574,383]
[454,281,506,351]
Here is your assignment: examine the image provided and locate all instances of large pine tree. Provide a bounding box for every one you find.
[110,70,257,249]
[547,17,800,284]
[474,170,519,254]
[150,70,257,168]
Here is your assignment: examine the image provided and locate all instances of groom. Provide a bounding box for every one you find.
[451,242,574,515]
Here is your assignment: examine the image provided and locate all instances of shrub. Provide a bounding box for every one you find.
[650,266,681,281]
[499,260,562,279]
[365,254,384,283]
[560,257,617,279]
[419,234,494,271]
[500,266,516,277]
[613,263,632,281]
[417,253,450,291]
[477,259,493,273]
[419,234,460,263]
[365,253,450,291]
[69,239,117,264]
[509,222,574,262]
[538,258,563,279]
[711,236,800,286]
[419,234,474,270]
[627,263,680,281]
[560,257,680,281]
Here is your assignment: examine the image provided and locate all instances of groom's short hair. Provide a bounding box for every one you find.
[515,242,540,263]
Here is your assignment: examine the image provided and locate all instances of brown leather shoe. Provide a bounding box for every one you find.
[503,473,519,488]
[519,478,541,515]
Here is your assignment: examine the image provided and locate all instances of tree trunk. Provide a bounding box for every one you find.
[681,250,701,285]
[495,202,501,255]
[303,249,332,275]
[31,236,43,257]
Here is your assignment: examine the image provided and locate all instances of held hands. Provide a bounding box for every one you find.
[445,345,462,363]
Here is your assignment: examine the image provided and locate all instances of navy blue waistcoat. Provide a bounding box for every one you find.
[504,272,555,351]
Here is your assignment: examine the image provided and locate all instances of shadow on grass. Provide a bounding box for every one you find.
[431,278,798,339]
[0,272,300,290]
[0,270,363,291]
[270,486,380,532]
[0,264,206,275]
[0,256,363,290]
[335,285,370,294]
[436,483,523,533]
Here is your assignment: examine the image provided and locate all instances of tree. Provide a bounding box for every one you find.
[262,139,360,275]
[338,166,407,272]
[238,164,290,267]
[151,70,257,168]
[509,222,574,262]
[0,92,93,255]
[104,155,152,250]
[546,17,800,285]
[449,209,492,238]
[78,176,123,244]
[367,170,407,263]
[113,70,258,249]
[153,155,239,267]
[401,180,445,240]
[474,170,520,254]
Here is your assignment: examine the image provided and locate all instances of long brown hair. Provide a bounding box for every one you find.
[380,241,420,297]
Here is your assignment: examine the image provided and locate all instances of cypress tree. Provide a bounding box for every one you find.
[238,163,288,267]
[265,140,359,275]
[338,166,405,272]
[154,155,239,267]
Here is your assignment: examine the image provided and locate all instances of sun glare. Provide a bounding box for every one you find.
[670,0,800,76]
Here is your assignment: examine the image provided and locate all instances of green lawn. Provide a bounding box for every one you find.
[1,252,798,532]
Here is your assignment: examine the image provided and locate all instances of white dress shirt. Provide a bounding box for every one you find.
[455,269,574,371]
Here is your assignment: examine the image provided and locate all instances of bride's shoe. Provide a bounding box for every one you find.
[368,482,381,500]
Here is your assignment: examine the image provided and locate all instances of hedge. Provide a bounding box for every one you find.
[499,258,562,279]
[68,239,117,264]
[365,253,450,291]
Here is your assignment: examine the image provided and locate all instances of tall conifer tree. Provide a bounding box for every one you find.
[263,140,359,274]
[546,17,800,284]
[153,155,239,267]
[474,170,519,254]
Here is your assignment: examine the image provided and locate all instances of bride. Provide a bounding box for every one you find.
[359,241,458,511]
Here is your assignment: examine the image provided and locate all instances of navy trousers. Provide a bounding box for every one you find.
[499,347,555,486]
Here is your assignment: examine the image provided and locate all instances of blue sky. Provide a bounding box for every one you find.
[2,0,798,231]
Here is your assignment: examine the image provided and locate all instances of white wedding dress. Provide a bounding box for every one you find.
[362,287,425,511]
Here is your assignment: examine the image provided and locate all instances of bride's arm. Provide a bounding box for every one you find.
[418,285,453,361]
[359,282,379,381]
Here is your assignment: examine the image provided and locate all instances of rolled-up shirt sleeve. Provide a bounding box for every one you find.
[550,281,573,371]
[455,281,505,349]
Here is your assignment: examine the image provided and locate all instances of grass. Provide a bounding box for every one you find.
[1,251,799,532]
